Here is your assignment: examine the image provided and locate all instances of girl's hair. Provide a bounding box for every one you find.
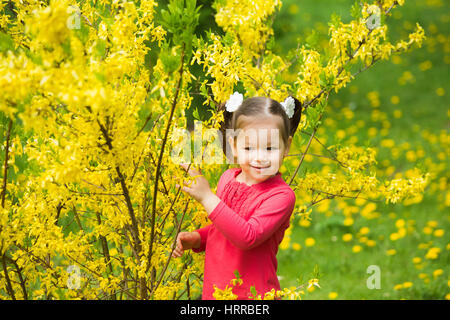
[218,96,303,161]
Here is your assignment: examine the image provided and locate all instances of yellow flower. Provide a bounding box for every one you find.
[433,229,444,237]
[328,292,338,299]
[343,217,354,226]
[390,96,400,104]
[390,233,400,241]
[432,269,443,279]
[279,236,290,250]
[305,237,316,247]
[393,109,402,118]
[342,233,353,242]
[393,284,403,290]
[425,247,441,260]
[395,219,405,229]
[366,239,376,247]
[402,282,413,289]
[436,87,445,96]
[397,227,407,238]
[412,257,421,264]
[359,227,370,235]
[292,243,302,251]
[427,220,438,228]
[299,219,311,228]
[419,60,432,71]
[352,245,362,253]
[386,249,397,256]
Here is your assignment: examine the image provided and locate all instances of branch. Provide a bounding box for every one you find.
[148,43,186,294]
[288,112,323,186]
[1,117,13,208]
[149,198,191,298]
[1,254,16,300]
[302,3,396,111]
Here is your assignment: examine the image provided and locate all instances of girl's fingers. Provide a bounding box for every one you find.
[173,248,183,258]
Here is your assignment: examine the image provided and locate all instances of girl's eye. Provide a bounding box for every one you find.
[244,147,276,151]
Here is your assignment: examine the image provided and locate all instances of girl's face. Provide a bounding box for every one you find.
[228,115,292,186]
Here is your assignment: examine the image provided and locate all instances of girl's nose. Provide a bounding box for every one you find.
[252,149,270,164]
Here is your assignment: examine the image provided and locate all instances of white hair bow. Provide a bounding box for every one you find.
[225,92,243,112]
[280,96,295,119]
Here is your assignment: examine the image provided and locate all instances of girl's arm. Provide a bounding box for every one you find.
[201,190,296,250]
[191,224,212,253]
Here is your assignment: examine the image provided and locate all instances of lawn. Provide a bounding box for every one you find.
[274,0,449,299]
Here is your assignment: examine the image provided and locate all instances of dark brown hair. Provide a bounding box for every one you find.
[218,96,303,161]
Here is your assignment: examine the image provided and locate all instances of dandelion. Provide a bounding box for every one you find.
[395,219,405,228]
[432,269,443,279]
[359,227,370,235]
[436,87,445,96]
[393,284,403,290]
[433,229,444,237]
[425,247,441,260]
[427,220,438,228]
[412,257,421,264]
[343,217,354,226]
[386,249,397,256]
[390,96,400,104]
[305,238,316,247]
[328,292,338,299]
[390,233,400,241]
[393,109,402,118]
[402,282,413,289]
[342,233,353,242]
[366,239,376,247]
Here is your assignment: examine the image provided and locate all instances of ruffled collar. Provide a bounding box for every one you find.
[230,167,282,191]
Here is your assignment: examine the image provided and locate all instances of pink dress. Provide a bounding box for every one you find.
[193,167,296,300]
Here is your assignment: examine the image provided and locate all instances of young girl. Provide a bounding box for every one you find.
[173,95,303,300]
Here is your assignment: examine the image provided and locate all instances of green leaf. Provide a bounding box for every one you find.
[192,107,200,120]
[351,1,361,20]
[0,32,15,53]
[328,12,341,28]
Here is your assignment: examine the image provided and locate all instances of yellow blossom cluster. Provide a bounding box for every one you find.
[214,0,281,55]
[0,0,431,300]
[211,271,316,300]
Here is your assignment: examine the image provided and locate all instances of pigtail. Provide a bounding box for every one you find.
[217,102,235,161]
[288,96,303,138]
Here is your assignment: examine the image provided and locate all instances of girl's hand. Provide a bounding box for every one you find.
[172,231,201,258]
[176,163,212,204]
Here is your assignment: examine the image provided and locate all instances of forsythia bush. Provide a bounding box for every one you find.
[0,0,428,299]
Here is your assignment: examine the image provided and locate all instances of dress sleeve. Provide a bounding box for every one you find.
[192,224,212,253]
[208,189,296,250]
[191,169,234,253]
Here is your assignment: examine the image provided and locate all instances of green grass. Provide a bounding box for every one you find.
[274,0,449,300]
